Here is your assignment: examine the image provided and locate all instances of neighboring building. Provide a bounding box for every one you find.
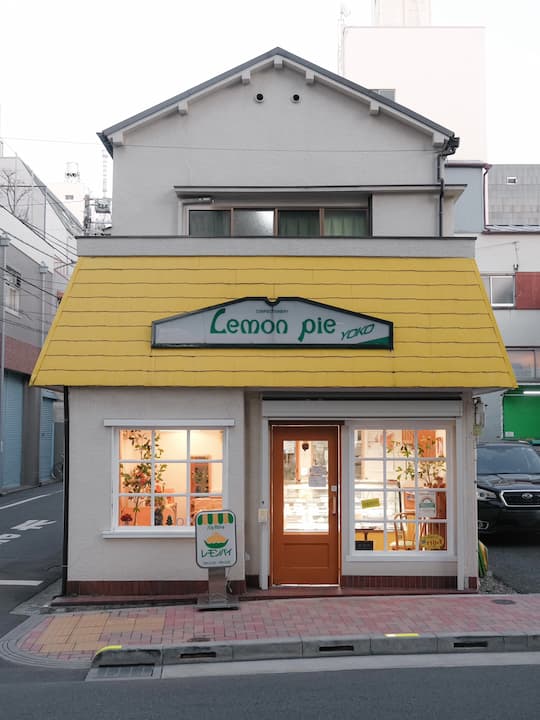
[0,152,81,492]
[31,48,514,597]
[49,162,89,227]
[342,5,486,163]
[487,164,540,226]
[479,164,540,443]
[0,153,81,290]
[0,208,58,490]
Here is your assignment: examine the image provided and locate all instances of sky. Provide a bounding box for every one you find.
[1,0,539,197]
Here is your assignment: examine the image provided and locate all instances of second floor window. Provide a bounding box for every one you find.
[5,267,21,314]
[481,274,514,307]
[188,207,369,238]
[507,348,540,380]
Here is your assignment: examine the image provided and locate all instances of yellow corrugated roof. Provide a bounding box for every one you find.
[31,256,516,390]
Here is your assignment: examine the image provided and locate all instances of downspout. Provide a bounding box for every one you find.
[437,135,460,237]
[61,386,70,596]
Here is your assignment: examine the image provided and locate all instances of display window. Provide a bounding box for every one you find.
[116,428,224,529]
[352,426,449,553]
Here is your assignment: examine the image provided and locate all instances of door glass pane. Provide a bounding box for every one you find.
[234,209,274,236]
[283,439,329,532]
[278,210,320,237]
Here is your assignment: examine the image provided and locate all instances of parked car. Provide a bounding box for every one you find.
[477,442,540,533]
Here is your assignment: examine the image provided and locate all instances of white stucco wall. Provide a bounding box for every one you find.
[67,387,245,583]
[110,65,441,236]
[477,232,540,273]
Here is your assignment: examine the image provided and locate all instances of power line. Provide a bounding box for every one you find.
[2,135,442,155]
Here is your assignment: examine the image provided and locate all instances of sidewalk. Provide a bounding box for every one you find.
[2,586,540,670]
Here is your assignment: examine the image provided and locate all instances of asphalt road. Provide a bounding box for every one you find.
[482,530,540,593]
[0,483,63,636]
[0,658,540,719]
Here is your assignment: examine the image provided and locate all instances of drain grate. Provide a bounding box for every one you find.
[87,665,156,681]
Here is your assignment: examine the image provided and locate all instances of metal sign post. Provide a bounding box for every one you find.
[195,510,239,611]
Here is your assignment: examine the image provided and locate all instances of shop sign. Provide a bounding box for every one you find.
[152,297,393,349]
[420,534,445,550]
[195,511,237,568]
[361,498,381,509]
[417,492,437,518]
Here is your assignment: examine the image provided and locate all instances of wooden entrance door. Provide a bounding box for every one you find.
[271,425,339,585]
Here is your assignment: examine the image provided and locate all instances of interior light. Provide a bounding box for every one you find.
[523,390,540,395]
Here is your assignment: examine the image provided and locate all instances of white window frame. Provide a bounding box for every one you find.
[345,419,455,560]
[5,266,21,316]
[482,274,515,308]
[102,419,233,538]
[180,201,370,237]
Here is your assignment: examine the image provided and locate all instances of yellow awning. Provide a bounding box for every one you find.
[31,256,516,390]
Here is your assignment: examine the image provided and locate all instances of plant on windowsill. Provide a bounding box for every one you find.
[389,439,446,515]
[120,430,168,526]
[389,440,446,488]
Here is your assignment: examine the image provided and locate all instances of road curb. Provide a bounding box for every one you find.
[91,631,540,669]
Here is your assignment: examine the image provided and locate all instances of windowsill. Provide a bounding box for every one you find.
[102,528,196,539]
[345,553,456,562]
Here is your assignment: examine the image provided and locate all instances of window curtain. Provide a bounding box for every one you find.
[189,210,230,237]
[278,210,320,237]
[324,210,368,237]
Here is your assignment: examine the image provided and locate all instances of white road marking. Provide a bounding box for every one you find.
[0,534,21,543]
[0,580,42,586]
[0,490,62,511]
[11,520,56,531]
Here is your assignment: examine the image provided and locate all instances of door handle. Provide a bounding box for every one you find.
[332,494,337,515]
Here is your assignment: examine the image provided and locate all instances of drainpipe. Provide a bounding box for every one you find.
[0,233,9,490]
[39,263,48,344]
[61,386,70,596]
[437,135,460,237]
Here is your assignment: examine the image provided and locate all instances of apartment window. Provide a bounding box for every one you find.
[117,428,224,529]
[507,348,540,380]
[189,210,230,237]
[234,209,274,236]
[506,176,518,185]
[482,274,515,307]
[353,427,448,553]
[5,266,21,314]
[188,207,369,237]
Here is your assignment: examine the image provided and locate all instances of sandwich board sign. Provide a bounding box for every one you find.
[195,510,237,568]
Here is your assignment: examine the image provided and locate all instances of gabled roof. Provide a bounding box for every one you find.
[98,47,458,157]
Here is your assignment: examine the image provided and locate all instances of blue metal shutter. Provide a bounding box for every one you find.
[2,371,24,489]
[39,395,55,481]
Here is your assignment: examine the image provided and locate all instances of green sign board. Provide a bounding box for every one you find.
[152,297,393,349]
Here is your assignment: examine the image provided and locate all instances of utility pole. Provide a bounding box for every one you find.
[0,232,9,490]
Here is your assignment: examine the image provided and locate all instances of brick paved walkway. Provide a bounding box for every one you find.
[3,593,540,667]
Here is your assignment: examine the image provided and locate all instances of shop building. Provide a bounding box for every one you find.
[31,48,515,595]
